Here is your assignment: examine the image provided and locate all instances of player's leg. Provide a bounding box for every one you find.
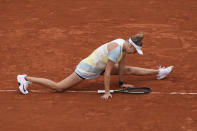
[110,64,158,75]
[123,66,158,75]
[110,64,173,79]
[26,72,84,92]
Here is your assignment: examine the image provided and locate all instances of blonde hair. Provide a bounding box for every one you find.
[130,33,144,47]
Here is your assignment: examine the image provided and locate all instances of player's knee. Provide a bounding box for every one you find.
[125,66,134,74]
[54,83,64,92]
[56,88,64,92]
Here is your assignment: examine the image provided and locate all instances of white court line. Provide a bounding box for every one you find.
[0,89,197,95]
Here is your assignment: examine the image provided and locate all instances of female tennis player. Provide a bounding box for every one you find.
[17,33,173,99]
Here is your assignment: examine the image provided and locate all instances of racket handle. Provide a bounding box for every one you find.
[97,90,114,94]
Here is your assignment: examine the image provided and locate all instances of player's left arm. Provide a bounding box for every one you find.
[118,54,134,88]
[118,54,126,83]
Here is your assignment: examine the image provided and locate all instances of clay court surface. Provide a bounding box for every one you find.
[0,0,197,130]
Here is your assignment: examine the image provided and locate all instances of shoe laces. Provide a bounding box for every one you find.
[159,66,166,72]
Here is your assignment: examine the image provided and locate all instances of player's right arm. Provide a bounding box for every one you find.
[102,59,114,99]
[101,42,119,99]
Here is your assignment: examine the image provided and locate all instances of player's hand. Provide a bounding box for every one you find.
[101,93,112,100]
[121,84,135,89]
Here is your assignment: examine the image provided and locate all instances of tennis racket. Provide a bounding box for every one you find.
[98,87,152,94]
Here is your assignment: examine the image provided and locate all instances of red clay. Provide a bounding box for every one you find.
[0,0,197,130]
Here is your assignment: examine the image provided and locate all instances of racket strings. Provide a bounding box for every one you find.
[124,87,152,94]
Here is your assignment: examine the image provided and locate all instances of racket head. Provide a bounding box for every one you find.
[115,87,152,94]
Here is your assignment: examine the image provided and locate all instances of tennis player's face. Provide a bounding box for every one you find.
[127,44,136,54]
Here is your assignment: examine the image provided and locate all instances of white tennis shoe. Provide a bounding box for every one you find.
[17,75,31,95]
[157,66,174,80]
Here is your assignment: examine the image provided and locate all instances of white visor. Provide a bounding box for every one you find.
[129,38,143,55]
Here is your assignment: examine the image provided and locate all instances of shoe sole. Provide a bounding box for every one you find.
[17,75,28,95]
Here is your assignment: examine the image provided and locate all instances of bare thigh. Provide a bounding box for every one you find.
[110,64,135,75]
[57,72,84,90]
[110,64,158,75]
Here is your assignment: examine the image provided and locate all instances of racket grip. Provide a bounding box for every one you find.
[97,90,114,94]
